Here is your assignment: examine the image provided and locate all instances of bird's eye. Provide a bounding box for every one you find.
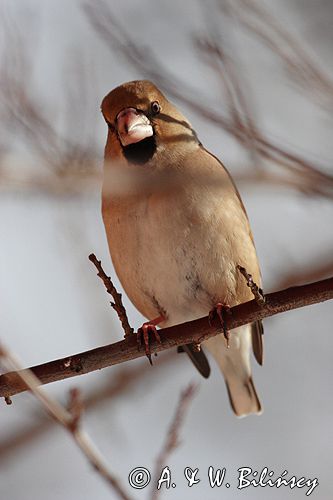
[151,101,161,115]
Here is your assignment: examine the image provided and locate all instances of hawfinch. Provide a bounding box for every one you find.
[101,80,263,417]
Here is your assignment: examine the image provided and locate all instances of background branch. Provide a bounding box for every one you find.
[0,344,131,500]
[0,352,175,459]
[84,0,333,199]
[151,383,197,500]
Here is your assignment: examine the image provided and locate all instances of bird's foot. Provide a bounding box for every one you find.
[137,322,162,365]
[209,303,231,348]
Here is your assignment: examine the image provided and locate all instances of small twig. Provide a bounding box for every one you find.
[0,344,131,500]
[89,253,133,338]
[151,384,197,500]
[0,277,332,398]
[237,265,265,305]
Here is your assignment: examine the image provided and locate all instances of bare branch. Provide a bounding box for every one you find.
[89,253,134,338]
[0,344,131,500]
[1,277,332,399]
[221,0,333,109]
[151,384,197,500]
[195,34,261,167]
[0,15,100,189]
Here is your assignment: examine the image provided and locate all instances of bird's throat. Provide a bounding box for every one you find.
[122,136,156,165]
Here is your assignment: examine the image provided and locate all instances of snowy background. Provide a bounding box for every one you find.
[0,1,332,499]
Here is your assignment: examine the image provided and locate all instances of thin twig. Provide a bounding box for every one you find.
[1,276,332,398]
[237,265,265,305]
[151,384,197,500]
[223,0,333,108]
[195,35,260,166]
[0,344,131,500]
[89,253,134,338]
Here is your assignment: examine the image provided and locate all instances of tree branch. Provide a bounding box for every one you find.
[1,277,332,399]
[0,344,131,500]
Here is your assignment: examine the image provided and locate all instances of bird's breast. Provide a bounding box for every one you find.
[103,181,257,328]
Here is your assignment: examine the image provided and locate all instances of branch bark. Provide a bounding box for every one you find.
[1,277,332,399]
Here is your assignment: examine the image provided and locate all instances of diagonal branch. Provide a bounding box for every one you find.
[151,383,197,500]
[0,277,332,399]
[0,344,131,500]
[0,352,175,459]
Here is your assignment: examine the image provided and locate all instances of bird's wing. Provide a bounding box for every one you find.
[251,320,264,365]
[178,344,211,378]
[199,146,265,367]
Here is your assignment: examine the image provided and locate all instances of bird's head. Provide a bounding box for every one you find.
[101,80,200,166]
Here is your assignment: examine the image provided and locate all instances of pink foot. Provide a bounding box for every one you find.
[209,303,231,348]
[137,317,163,365]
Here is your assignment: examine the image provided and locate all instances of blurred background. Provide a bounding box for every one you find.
[0,0,332,499]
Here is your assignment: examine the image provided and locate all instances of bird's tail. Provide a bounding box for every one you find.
[205,325,262,417]
[224,372,261,417]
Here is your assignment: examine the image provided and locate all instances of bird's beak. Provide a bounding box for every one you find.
[116,107,153,147]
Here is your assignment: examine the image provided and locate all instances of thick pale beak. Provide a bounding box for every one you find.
[116,107,153,147]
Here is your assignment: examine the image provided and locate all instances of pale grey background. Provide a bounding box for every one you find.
[0,1,332,499]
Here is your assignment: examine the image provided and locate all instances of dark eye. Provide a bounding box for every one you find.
[151,101,161,115]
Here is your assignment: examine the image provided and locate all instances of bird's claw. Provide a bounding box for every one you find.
[137,322,162,365]
[209,303,231,348]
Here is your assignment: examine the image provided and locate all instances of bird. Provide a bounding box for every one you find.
[101,80,263,417]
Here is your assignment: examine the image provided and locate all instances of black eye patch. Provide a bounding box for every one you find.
[122,135,157,165]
